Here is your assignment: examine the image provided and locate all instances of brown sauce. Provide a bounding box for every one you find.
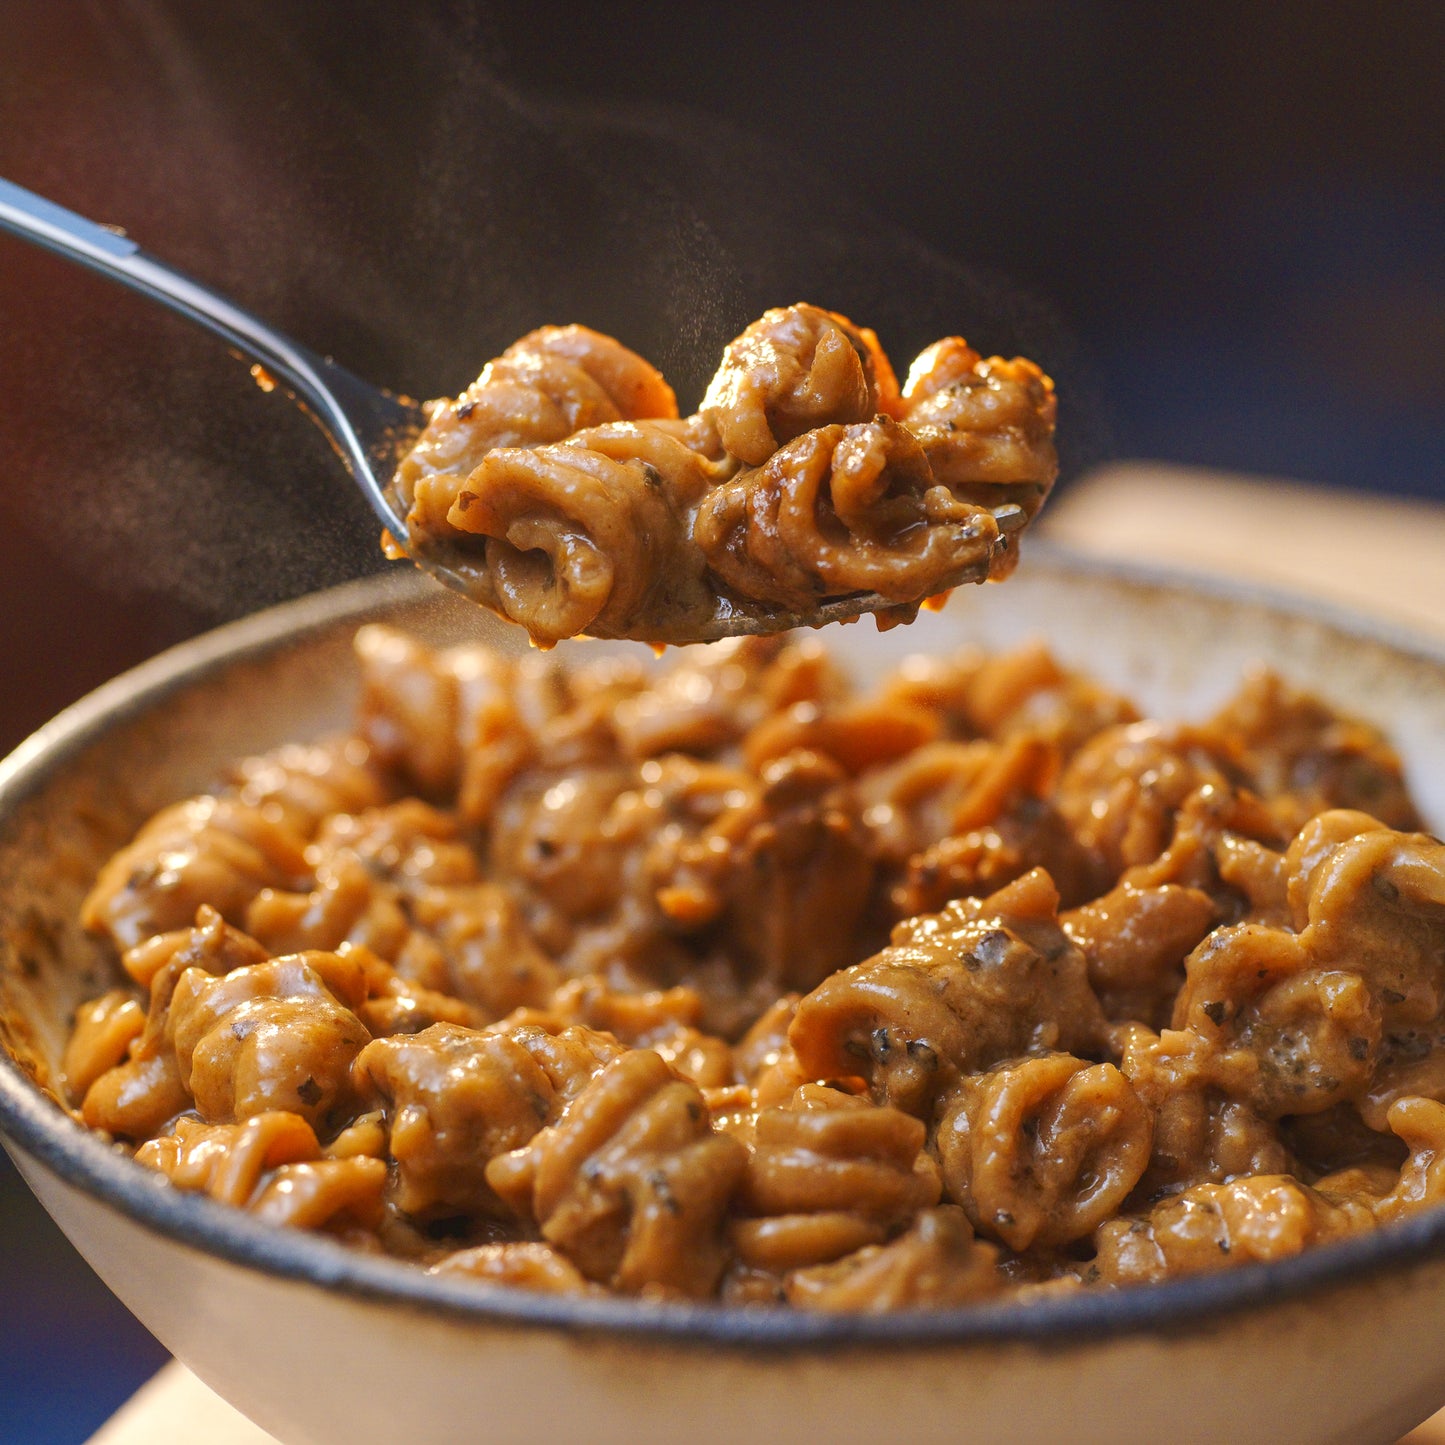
[387,306,1056,644]
[61,631,1445,1310]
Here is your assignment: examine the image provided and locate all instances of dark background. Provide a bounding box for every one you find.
[1,3,1441,1439]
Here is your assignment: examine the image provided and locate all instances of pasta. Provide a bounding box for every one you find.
[62,626,1445,1311]
[387,305,1056,644]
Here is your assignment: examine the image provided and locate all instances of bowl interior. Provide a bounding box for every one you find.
[3,547,1445,1339]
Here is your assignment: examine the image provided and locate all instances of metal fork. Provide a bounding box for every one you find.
[0,177,426,546]
[0,176,1022,641]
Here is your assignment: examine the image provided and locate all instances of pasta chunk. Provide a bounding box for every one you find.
[389,306,1054,643]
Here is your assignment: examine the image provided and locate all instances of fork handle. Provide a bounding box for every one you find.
[0,175,406,533]
[0,176,339,401]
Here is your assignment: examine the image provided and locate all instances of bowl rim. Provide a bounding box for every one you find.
[6,547,1445,1354]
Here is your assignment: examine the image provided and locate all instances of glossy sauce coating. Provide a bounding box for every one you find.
[65,632,1445,1310]
[388,307,1057,644]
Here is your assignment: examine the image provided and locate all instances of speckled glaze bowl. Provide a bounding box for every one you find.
[4,550,1445,1445]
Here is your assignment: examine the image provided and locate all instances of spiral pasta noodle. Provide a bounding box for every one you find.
[446,424,714,642]
[935,1053,1152,1250]
[389,304,1056,643]
[692,417,1009,614]
[699,304,901,465]
[59,626,1445,1307]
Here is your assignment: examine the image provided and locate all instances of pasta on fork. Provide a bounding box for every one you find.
[386,305,1057,645]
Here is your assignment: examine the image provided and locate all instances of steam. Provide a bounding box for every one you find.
[3,6,1096,625]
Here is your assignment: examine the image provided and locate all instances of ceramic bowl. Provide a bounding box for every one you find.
[4,550,1445,1445]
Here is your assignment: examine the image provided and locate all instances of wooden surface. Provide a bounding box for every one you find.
[89,1366,275,1445]
[1042,460,1445,640]
[86,462,1445,1445]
